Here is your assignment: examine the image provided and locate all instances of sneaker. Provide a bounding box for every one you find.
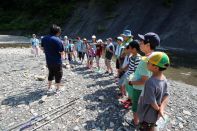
[124,119,138,129]
[123,102,131,109]
[55,89,62,95]
[47,88,54,93]
[109,72,114,75]
[104,71,109,74]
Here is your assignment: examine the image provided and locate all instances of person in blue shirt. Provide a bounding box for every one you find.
[41,24,65,93]
[76,37,83,61]
[30,34,40,57]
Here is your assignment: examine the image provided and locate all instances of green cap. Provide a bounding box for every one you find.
[148,52,170,68]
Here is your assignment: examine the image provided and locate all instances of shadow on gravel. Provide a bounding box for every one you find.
[86,78,114,88]
[1,89,47,107]
[83,86,134,131]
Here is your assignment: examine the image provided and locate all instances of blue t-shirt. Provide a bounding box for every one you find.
[76,40,83,52]
[30,38,39,47]
[41,35,64,65]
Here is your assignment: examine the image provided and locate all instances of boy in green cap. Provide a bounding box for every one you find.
[137,52,170,131]
[128,32,160,127]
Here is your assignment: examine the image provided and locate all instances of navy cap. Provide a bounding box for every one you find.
[138,32,160,46]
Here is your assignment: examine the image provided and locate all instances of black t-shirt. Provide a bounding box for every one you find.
[105,44,114,60]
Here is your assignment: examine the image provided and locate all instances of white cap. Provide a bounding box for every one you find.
[117,36,123,42]
[92,35,96,39]
[97,39,103,43]
[64,36,68,39]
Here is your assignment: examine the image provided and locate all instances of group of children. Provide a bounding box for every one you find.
[35,28,170,130]
[62,31,170,130]
[114,31,170,131]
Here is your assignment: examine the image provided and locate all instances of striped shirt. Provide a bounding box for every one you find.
[126,54,141,76]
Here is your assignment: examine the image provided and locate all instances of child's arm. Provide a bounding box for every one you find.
[151,103,160,111]
[129,76,148,85]
[119,64,129,72]
[159,95,169,119]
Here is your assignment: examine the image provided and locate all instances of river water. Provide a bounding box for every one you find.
[164,50,197,86]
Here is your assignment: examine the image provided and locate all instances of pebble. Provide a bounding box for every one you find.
[183,110,192,116]
[73,126,80,131]
[0,48,197,131]
[179,122,184,128]
[110,122,115,128]
[98,96,104,101]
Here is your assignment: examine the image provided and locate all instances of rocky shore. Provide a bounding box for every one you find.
[0,48,196,131]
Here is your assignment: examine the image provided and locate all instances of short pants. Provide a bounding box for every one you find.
[105,58,111,67]
[132,88,142,112]
[47,64,63,83]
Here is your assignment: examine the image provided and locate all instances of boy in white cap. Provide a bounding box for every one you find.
[95,39,103,72]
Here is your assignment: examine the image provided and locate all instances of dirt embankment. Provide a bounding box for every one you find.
[63,0,197,52]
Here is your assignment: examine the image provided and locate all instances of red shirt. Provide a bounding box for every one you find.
[96,44,102,57]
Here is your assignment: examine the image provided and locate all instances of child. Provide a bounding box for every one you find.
[63,36,69,60]
[119,40,141,108]
[128,32,160,127]
[87,44,95,69]
[30,34,40,57]
[137,52,170,131]
[95,39,103,72]
[104,38,114,75]
[68,40,76,63]
[114,37,124,78]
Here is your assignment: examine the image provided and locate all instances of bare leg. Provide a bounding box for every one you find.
[48,81,52,89]
[133,112,139,125]
[56,83,61,90]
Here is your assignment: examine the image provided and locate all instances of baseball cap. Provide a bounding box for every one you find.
[92,35,96,39]
[148,52,170,68]
[138,32,160,47]
[106,38,112,41]
[117,36,123,42]
[122,30,132,37]
[83,38,87,41]
[64,36,68,39]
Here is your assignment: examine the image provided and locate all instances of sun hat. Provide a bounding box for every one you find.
[97,39,103,43]
[138,32,160,47]
[148,52,170,68]
[122,30,132,37]
[92,35,96,39]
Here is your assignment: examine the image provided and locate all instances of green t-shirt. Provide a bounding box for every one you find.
[122,38,133,47]
[132,56,152,91]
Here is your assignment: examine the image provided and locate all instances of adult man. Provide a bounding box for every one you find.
[41,24,65,92]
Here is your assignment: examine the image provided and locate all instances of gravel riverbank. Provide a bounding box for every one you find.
[0,48,196,131]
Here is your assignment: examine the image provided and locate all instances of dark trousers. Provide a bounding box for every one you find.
[47,64,63,83]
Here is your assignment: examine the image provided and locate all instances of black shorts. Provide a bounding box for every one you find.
[47,64,63,83]
[78,52,85,59]
[116,59,120,69]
